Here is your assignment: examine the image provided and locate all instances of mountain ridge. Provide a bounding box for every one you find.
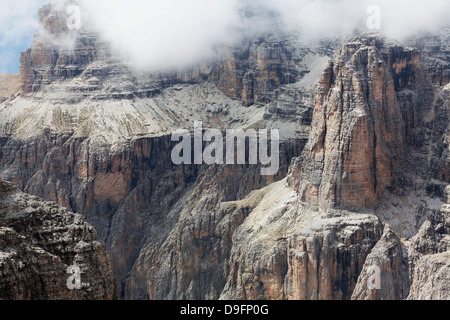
[0,2,449,300]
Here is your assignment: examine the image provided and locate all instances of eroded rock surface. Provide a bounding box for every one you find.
[0,179,117,300]
[0,2,449,300]
[0,75,20,104]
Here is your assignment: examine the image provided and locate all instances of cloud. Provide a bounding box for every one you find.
[0,0,49,73]
[1,0,449,73]
[365,0,450,39]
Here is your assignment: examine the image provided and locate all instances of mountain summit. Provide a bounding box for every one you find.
[0,2,449,300]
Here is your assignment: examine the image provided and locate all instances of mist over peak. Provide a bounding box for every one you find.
[27,0,448,72]
[1,0,450,304]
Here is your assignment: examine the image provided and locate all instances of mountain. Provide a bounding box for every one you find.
[0,2,448,300]
[0,179,117,299]
[0,75,20,104]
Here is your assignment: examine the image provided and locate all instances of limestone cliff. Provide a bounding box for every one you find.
[0,75,20,104]
[3,2,325,298]
[0,179,117,300]
[1,2,449,300]
[407,28,450,87]
[289,35,434,211]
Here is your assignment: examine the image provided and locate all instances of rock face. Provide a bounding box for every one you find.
[1,2,449,300]
[0,75,21,103]
[18,3,332,109]
[351,226,410,300]
[353,193,450,300]
[3,2,328,299]
[406,195,450,300]
[0,179,117,300]
[408,253,450,300]
[20,3,102,93]
[437,85,450,181]
[288,33,449,300]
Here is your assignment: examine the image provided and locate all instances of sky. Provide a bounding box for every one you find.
[1,0,449,74]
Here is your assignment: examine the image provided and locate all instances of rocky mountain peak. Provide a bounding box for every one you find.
[0,179,117,299]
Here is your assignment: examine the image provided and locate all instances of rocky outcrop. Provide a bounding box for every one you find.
[407,253,450,299]
[19,2,335,110]
[406,196,450,300]
[221,199,383,300]
[289,35,434,211]
[20,2,110,93]
[0,179,117,300]
[351,226,410,300]
[352,184,450,300]
[351,219,450,301]
[408,28,450,87]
